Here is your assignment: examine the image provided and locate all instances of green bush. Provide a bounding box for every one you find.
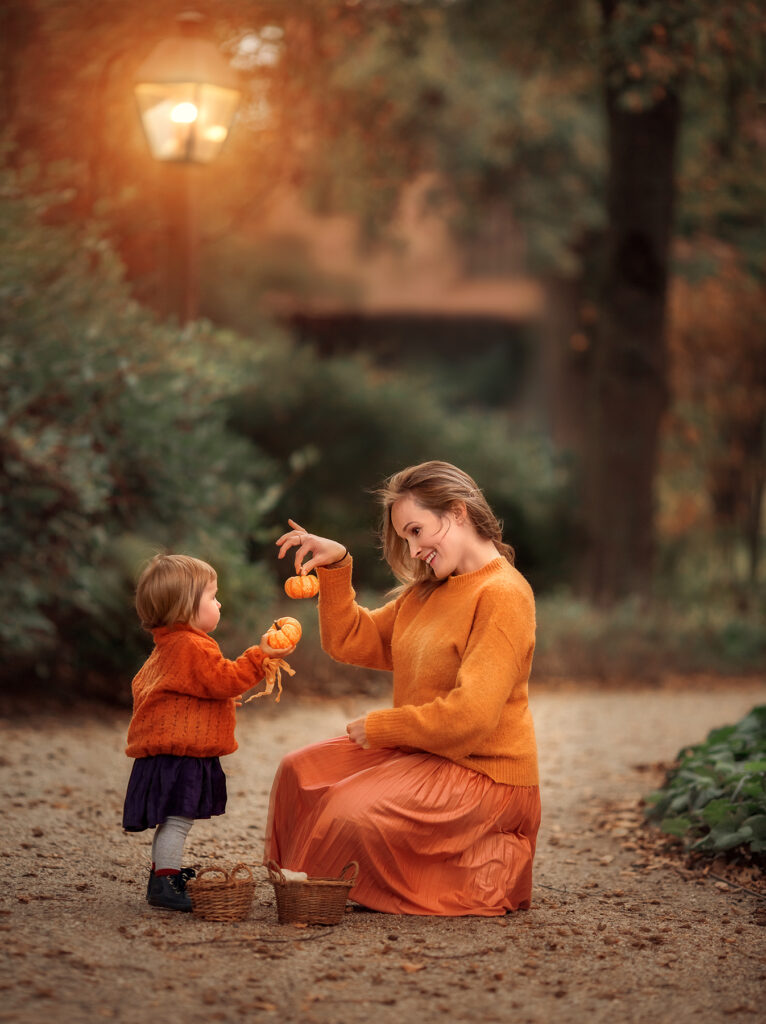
[534,589,766,679]
[0,163,575,703]
[645,706,766,857]
[0,168,280,698]
[226,340,574,592]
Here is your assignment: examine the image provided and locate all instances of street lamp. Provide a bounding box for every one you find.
[134,16,240,164]
[133,13,240,321]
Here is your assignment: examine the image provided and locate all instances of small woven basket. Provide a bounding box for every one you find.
[267,860,359,925]
[187,863,255,922]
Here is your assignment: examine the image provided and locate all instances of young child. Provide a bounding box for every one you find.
[122,553,292,912]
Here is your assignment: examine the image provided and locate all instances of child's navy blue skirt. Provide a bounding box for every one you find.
[122,754,227,832]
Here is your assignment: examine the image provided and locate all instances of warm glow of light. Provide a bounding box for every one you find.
[170,102,198,124]
[204,124,228,143]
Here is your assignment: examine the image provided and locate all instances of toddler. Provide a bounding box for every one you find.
[122,553,292,912]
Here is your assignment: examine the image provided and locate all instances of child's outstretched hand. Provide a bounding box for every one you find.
[276,518,347,576]
[260,633,296,659]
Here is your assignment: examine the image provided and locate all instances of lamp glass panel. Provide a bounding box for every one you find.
[192,83,240,163]
[135,82,239,163]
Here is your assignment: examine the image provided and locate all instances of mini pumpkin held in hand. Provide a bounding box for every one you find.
[266,617,302,650]
[284,574,320,599]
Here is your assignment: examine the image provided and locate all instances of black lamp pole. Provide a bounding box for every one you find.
[134,12,240,323]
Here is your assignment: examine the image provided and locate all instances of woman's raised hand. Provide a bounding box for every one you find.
[276,518,347,576]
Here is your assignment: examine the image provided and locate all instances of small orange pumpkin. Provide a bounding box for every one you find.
[265,616,302,650]
[284,574,320,599]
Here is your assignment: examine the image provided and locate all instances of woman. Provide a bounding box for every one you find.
[264,460,540,916]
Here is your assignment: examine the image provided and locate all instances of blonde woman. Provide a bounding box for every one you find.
[267,461,540,916]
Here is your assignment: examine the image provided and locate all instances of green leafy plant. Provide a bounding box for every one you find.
[0,166,281,699]
[645,706,766,856]
[225,339,575,593]
[534,590,766,678]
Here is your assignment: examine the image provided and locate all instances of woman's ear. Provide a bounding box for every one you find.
[451,501,467,525]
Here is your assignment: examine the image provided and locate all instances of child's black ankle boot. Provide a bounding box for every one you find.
[146,867,196,903]
[147,871,193,912]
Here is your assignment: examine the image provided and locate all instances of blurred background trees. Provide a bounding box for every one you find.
[1,0,764,701]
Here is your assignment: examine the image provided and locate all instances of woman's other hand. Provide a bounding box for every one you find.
[346,717,369,749]
[276,518,347,575]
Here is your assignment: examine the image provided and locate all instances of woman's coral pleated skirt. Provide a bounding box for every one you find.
[263,737,541,916]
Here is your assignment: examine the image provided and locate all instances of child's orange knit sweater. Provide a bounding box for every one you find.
[316,556,539,786]
[125,624,266,759]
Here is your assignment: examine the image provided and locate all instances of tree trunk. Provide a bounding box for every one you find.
[0,1,37,144]
[582,85,681,604]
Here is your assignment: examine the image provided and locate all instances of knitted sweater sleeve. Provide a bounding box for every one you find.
[165,632,268,699]
[316,557,399,672]
[364,588,534,759]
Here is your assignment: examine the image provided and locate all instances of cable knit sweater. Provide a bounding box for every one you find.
[316,556,539,786]
[125,624,267,759]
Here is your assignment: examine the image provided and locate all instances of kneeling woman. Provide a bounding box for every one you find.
[265,460,541,916]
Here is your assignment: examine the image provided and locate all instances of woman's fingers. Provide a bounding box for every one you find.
[293,537,314,575]
[346,716,369,748]
[276,519,311,561]
[299,555,319,574]
[276,519,344,573]
[276,530,317,575]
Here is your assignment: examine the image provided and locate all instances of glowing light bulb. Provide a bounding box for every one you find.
[204,125,228,143]
[170,102,198,124]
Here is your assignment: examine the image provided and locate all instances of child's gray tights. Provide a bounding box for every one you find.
[151,816,193,872]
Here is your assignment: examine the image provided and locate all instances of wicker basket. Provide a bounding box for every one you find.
[187,863,255,922]
[267,860,359,925]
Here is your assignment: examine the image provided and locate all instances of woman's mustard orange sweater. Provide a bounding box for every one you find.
[125,624,267,759]
[316,556,539,786]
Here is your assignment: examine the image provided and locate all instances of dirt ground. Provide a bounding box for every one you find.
[2,677,765,1024]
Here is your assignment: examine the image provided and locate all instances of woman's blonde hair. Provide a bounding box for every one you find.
[135,553,216,630]
[377,460,514,593]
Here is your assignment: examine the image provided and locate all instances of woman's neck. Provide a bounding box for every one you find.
[454,538,501,575]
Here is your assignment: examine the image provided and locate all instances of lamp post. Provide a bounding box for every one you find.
[134,12,240,322]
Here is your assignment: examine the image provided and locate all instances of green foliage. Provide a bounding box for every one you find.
[226,338,574,591]
[0,166,279,697]
[0,159,576,701]
[307,4,605,274]
[535,586,766,678]
[645,706,766,856]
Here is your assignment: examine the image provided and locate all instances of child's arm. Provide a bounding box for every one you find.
[167,633,278,700]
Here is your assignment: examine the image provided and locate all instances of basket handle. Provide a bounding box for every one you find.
[339,861,359,883]
[267,859,286,885]
[192,864,254,885]
[194,866,230,884]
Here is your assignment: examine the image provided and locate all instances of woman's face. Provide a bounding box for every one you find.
[390,494,465,578]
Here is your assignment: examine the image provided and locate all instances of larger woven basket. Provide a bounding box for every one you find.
[267,860,359,925]
[187,863,255,922]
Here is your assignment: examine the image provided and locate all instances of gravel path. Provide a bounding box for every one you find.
[1,678,764,1024]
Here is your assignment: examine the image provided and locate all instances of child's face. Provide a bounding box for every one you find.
[191,579,221,633]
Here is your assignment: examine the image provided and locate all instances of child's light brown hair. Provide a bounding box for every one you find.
[377,460,514,594]
[135,553,217,630]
